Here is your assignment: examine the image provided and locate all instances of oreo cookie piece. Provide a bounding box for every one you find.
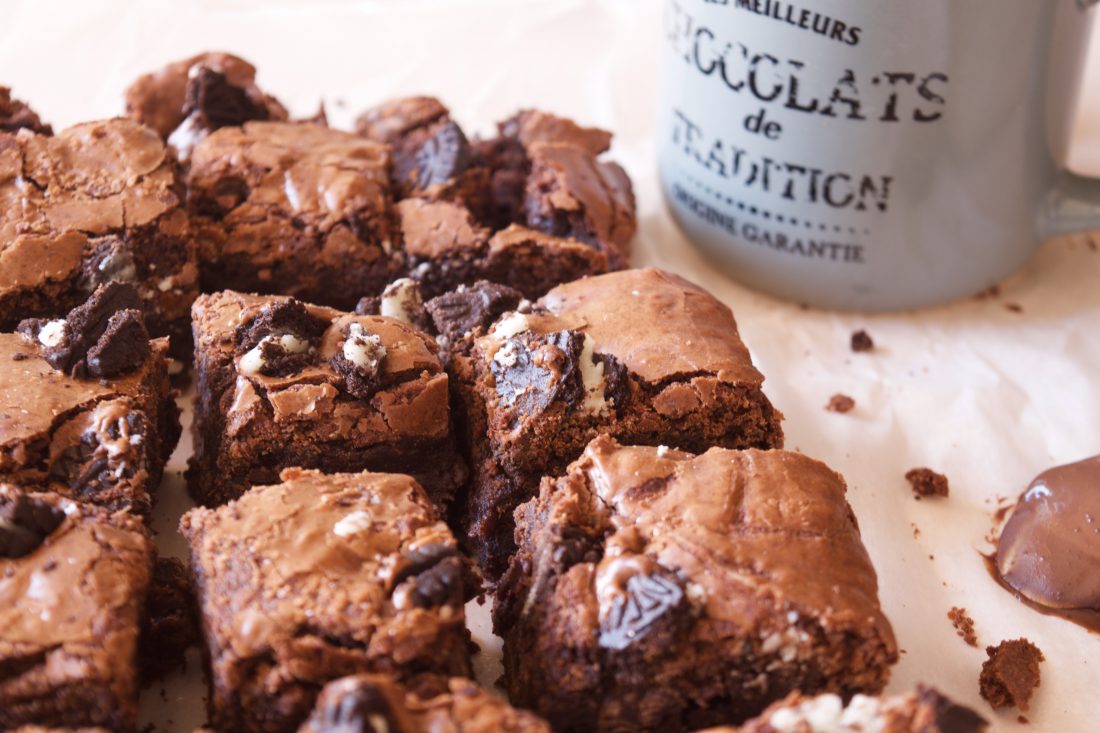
[234,298,328,377]
[0,491,66,559]
[18,282,151,379]
[425,280,523,344]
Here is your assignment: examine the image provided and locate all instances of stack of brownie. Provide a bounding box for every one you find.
[0,53,981,733]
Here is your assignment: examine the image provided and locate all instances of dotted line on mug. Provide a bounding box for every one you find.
[683,173,871,237]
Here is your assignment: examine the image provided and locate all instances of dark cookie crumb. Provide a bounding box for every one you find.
[183,65,273,132]
[826,393,856,413]
[980,638,1043,712]
[1005,303,1024,314]
[948,606,979,647]
[850,329,874,352]
[906,467,950,499]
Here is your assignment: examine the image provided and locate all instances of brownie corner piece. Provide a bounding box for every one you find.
[180,468,473,733]
[300,674,552,733]
[187,121,400,308]
[0,486,153,731]
[0,116,200,359]
[1,284,179,517]
[455,267,783,577]
[494,436,896,732]
[188,290,464,508]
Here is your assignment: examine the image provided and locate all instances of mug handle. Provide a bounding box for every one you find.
[1043,170,1100,236]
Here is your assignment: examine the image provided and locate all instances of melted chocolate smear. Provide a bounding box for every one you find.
[993,455,1100,626]
[0,493,66,558]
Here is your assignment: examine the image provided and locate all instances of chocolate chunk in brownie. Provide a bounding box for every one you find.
[906,467,950,499]
[0,118,200,359]
[495,436,896,731]
[188,291,465,507]
[139,556,200,683]
[300,674,551,733]
[851,329,875,352]
[979,638,1043,712]
[0,486,153,731]
[19,282,150,379]
[719,686,987,733]
[0,87,52,135]
[187,122,401,309]
[2,295,179,517]
[180,468,473,733]
[124,52,287,152]
[453,268,784,577]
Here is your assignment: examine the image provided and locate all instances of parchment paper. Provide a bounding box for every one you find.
[3,2,1098,730]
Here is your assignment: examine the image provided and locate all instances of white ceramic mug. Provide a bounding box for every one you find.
[658,0,1100,310]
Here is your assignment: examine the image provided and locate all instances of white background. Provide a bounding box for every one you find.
[4,2,1099,731]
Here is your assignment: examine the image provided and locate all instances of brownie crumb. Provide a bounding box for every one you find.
[826,393,856,413]
[906,467,949,499]
[948,606,979,647]
[850,329,874,352]
[1004,303,1023,314]
[979,638,1044,712]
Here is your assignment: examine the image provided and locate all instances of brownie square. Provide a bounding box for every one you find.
[180,468,474,733]
[0,486,153,731]
[300,674,551,732]
[188,290,465,507]
[0,118,201,358]
[187,121,401,309]
[452,267,784,576]
[494,436,898,732]
[713,687,987,733]
[1,285,180,517]
[355,98,635,299]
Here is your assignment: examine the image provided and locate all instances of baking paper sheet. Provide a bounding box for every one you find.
[4,2,1099,730]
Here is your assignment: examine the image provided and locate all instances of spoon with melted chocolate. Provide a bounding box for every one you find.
[994,455,1100,630]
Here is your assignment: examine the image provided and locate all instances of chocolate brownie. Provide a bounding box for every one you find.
[0,117,200,358]
[187,291,465,506]
[703,686,987,733]
[124,51,287,158]
[494,436,897,732]
[0,87,52,135]
[2,284,180,517]
[187,121,400,308]
[180,468,474,733]
[453,267,784,576]
[355,98,635,298]
[299,674,551,733]
[0,485,153,731]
